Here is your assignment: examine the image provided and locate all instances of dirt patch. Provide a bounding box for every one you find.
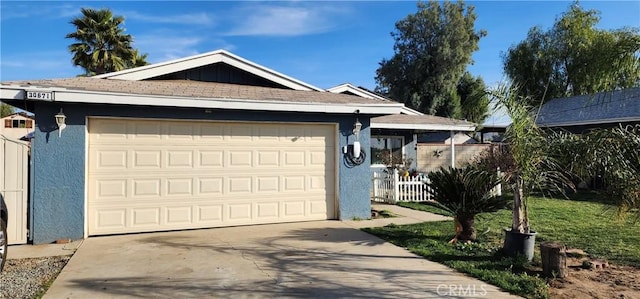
[547,255,640,299]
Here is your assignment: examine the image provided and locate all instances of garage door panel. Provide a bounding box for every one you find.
[167,151,194,168]
[198,177,224,194]
[199,151,224,167]
[131,208,161,226]
[132,179,161,197]
[198,205,223,222]
[88,119,336,235]
[133,150,162,168]
[228,204,252,220]
[256,202,279,218]
[166,178,193,195]
[229,151,253,167]
[166,206,193,224]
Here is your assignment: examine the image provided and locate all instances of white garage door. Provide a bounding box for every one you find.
[87,118,336,236]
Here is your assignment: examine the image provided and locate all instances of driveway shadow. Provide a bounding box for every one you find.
[53,223,509,298]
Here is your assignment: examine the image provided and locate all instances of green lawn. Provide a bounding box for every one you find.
[365,193,640,299]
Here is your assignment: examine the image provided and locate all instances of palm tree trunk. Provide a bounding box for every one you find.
[456,215,477,242]
[449,215,476,243]
[512,176,527,233]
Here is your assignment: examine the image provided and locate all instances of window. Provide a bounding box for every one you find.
[4,119,31,128]
[371,136,404,165]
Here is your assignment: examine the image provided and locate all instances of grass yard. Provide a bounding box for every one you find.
[365,192,640,298]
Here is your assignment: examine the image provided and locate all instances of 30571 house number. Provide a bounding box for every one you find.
[25,90,54,101]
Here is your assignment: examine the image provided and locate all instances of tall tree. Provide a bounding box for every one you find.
[66,8,148,76]
[457,72,489,124]
[0,102,14,118]
[503,1,640,106]
[375,0,486,118]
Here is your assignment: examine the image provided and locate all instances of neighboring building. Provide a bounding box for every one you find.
[536,87,640,133]
[327,83,478,171]
[0,50,407,244]
[0,112,34,141]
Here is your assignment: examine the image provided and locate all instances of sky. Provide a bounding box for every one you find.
[1,1,639,125]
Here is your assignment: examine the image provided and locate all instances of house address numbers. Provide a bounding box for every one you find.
[25,90,54,101]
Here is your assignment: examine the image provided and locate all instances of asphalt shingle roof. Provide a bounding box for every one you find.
[1,77,396,105]
[536,88,640,127]
[372,114,475,127]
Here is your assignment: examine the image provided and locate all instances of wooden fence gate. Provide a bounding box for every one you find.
[0,135,29,244]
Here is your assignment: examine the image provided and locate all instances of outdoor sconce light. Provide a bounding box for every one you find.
[352,118,362,158]
[55,108,66,137]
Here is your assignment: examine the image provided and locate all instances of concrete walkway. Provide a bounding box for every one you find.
[39,204,519,299]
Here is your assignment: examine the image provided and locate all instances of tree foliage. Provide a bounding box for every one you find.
[549,124,640,219]
[0,102,14,118]
[503,1,640,106]
[458,72,490,124]
[375,1,487,118]
[66,8,148,76]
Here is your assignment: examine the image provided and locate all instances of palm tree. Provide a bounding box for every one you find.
[126,49,149,69]
[490,83,575,259]
[66,8,140,76]
[428,167,510,243]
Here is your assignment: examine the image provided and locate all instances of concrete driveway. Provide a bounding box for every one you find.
[44,208,520,298]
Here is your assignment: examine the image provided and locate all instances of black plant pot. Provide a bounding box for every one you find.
[503,229,537,261]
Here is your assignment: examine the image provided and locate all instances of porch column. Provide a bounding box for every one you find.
[450,130,455,168]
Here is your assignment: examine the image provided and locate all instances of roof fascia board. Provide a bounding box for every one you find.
[0,88,23,100]
[400,107,423,115]
[371,122,475,132]
[327,84,388,101]
[538,117,640,128]
[1,86,403,115]
[93,50,324,92]
[327,84,423,116]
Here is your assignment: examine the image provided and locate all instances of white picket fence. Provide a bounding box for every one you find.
[371,168,503,204]
[371,169,433,204]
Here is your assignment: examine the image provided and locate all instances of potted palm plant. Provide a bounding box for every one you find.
[428,167,511,243]
[491,84,574,261]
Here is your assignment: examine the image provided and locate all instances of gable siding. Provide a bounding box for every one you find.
[149,63,291,89]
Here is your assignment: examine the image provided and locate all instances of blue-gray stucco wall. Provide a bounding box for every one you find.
[30,102,372,244]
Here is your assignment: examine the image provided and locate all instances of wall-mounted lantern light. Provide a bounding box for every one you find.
[55,108,66,137]
[352,118,362,158]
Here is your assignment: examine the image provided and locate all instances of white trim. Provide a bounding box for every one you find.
[333,122,340,220]
[2,86,404,115]
[327,84,423,116]
[370,122,475,132]
[93,50,324,91]
[327,83,388,101]
[83,116,89,239]
[0,88,24,100]
[400,107,423,116]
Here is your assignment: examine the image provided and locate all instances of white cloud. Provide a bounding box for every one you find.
[225,4,350,37]
[120,11,214,26]
[134,33,202,62]
[0,51,77,80]
[0,3,80,21]
[134,32,234,63]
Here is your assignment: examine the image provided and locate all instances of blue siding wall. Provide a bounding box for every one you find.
[31,102,372,243]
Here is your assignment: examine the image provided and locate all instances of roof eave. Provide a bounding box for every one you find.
[371,122,476,132]
[537,117,640,128]
[1,86,404,115]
